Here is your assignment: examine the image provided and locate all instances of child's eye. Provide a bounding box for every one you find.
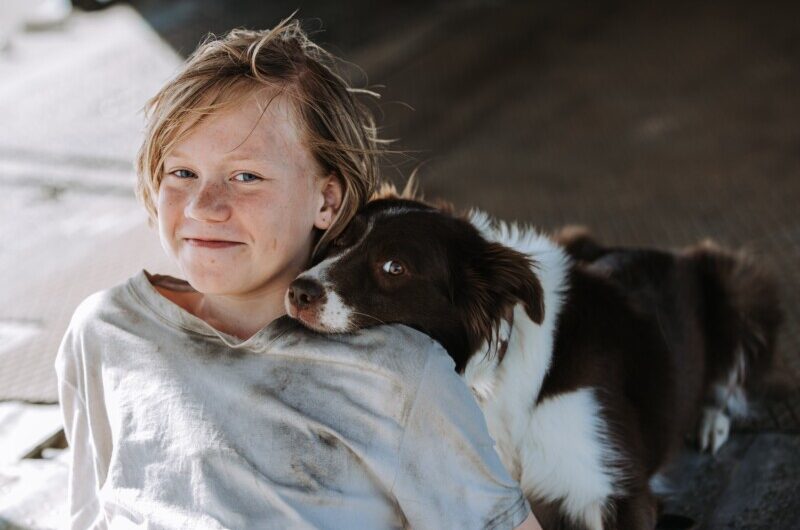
[171,169,195,179]
[233,172,263,183]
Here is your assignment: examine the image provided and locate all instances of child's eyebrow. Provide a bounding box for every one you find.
[224,153,262,162]
[165,149,263,162]
[163,149,193,160]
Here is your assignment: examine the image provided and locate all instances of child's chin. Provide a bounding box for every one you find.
[181,268,245,295]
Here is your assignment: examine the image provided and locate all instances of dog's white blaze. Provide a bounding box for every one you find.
[464,210,627,528]
[290,221,376,332]
[292,254,355,332]
[297,268,354,332]
[301,252,342,284]
[317,289,351,331]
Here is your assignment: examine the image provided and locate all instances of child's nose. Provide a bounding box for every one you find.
[185,182,232,222]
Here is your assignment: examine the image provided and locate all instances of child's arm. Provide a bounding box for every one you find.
[55,316,112,529]
[391,347,534,529]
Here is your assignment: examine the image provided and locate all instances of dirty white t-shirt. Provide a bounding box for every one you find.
[54,270,530,530]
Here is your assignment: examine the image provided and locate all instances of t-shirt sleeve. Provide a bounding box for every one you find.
[390,346,531,530]
[55,304,113,530]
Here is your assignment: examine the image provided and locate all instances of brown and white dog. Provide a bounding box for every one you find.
[284,193,782,530]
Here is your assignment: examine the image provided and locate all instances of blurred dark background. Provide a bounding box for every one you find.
[0,1,797,528]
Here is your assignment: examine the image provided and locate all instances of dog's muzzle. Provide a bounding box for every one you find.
[285,276,353,333]
[287,278,325,310]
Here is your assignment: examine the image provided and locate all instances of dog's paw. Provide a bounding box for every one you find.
[698,407,731,454]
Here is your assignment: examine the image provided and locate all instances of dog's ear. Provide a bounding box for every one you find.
[480,241,545,325]
[458,240,545,353]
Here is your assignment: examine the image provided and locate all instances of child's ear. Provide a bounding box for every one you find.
[314,173,344,230]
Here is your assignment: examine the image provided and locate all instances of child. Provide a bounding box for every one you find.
[55,16,540,530]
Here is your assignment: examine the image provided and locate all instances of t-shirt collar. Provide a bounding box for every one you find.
[129,269,299,351]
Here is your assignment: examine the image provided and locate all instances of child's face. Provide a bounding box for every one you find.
[157,90,336,297]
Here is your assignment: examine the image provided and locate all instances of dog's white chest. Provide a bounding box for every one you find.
[477,381,625,530]
[462,217,623,528]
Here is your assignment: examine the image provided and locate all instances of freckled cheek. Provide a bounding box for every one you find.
[240,191,315,252]
[156,186,189,248]
[157,186,188,216]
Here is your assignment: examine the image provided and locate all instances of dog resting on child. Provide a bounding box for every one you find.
[284,186,782,530]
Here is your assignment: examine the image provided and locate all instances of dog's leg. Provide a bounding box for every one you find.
[698,350,746,454]
[698,406,731,454]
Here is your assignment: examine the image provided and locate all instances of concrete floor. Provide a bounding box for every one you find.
[0,0,797,528]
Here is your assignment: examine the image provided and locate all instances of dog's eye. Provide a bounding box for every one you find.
[382,260,405,275]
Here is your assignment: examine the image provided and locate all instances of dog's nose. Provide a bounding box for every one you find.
[287,278,324,309]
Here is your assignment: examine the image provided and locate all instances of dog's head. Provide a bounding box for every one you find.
[285,197,544,372]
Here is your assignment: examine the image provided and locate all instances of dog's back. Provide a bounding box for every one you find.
[555,227,783,453]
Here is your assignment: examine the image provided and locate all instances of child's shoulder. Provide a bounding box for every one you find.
[67,271,147,333]
[300,323,454,382]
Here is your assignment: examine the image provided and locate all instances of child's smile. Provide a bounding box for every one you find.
[185,239,245,249]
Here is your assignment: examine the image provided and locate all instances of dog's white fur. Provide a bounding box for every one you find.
[698,348,747,453]
[464,210,627,530]
[287,251,353,332]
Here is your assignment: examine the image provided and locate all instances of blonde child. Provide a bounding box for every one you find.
[55,16,540,530]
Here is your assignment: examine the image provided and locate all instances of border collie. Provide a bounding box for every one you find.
[284,192,782,530]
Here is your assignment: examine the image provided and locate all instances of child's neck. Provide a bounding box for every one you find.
[154,282,287,340]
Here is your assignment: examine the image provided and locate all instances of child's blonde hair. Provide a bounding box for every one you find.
[135,15,384,254]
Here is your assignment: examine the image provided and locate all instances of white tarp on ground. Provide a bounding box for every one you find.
[0,3,184,525]
[0,3,182,403]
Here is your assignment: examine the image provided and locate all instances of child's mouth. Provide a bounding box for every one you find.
[186,239,243,249]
